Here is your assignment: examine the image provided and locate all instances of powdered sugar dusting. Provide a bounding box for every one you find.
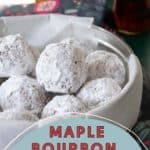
[86,50,126,86]
[77,78,122,109]
[0,76,47,115]
[0,34,36,77]
[36,42,87,93]
[61,37,97,56]
[42,95,87,118]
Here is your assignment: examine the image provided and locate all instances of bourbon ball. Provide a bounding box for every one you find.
[61,37,97,56]
[0,76,47,115]
[36,42,87,93]
[86,50,126,86]
[77,78,121,109]
[0,34,36,77]
[42,95,87,118]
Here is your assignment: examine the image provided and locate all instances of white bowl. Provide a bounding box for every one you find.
[87,26,143,128]
[0,15,143,149]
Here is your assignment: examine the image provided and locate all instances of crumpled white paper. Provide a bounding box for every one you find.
[0,14,94,52]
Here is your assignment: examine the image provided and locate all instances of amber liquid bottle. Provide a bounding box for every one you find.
[114,0,150,35]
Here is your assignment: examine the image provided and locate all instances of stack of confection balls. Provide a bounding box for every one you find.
[0,34,126,122]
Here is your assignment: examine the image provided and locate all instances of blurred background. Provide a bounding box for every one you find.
[0,0,149,148]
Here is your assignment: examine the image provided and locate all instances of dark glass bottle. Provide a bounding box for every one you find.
[114,0,150,35]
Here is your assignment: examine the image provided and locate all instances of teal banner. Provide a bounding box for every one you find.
[5,116,142,150]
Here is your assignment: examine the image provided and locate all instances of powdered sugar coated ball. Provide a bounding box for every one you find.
[77,78,121,109]
[61,37,97,56]
[0,76,47,115]
[0,34,36,77]
[0,108,39,121]
[42,95,87,118]
[86,50,126,86]
[36,42,87,93]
